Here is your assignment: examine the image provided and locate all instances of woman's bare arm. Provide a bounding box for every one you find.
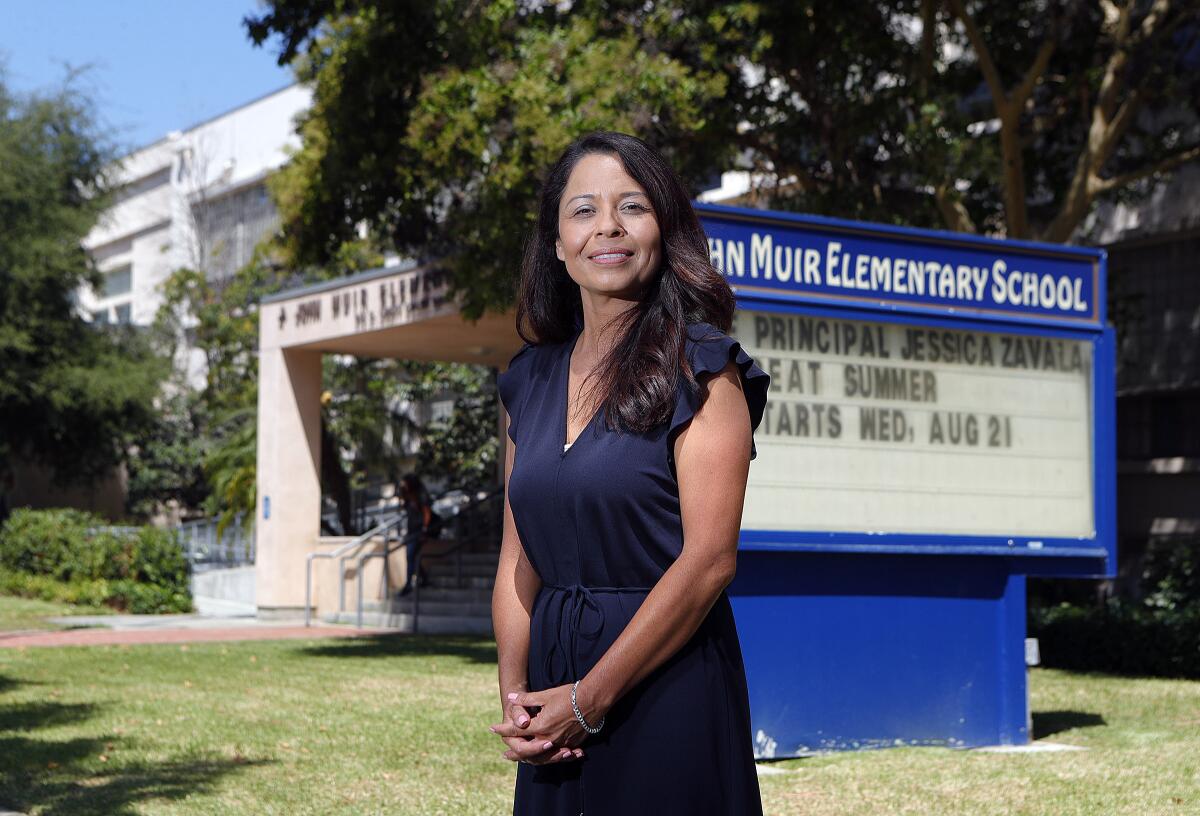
[493,410,540,700]
[491,411,580,762]
[496,360,752,745]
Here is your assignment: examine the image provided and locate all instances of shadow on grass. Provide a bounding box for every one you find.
[0,744,271,816]
[296,633,498,664]
[0,674,268,815]
[1032,710,1106,739]
[0,701,98,732]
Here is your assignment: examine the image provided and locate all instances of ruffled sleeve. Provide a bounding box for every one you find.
[497,342,536,444]
[668,323,771,460]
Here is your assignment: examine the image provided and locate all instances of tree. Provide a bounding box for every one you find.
[413,370,502,495]
[320,354,499,534]
[124,384,210,520]
[155,257,282,532]
[246,0,1200,321]
[934,0,1200,241]
[0,72,166,505]
[248,0,763,320]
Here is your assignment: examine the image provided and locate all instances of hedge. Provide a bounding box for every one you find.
[0,508,192,614]
[1030,600,1200,679]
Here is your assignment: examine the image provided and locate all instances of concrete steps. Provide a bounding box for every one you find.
[425,575,495,589]
[322,550,499,634]
[321,609,493,635]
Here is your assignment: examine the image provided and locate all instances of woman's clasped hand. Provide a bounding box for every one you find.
[489,684,597,764]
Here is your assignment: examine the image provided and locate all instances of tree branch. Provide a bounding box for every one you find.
[1098,86,1143,162]
[741,130,818,195]
[1128,0,1174,49]
[919,0,937,93]
[1095,1,1134,122]
[1098,0,1122,35]
[933,182,978,233]
[1093,142,1200,194]
[947,0,1008,116]
[1011,35,1057,112]
[1096,0,1170,122]
[1047,0,1179,242]
[947,0,1065,238]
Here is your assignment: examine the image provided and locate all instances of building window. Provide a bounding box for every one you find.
[102,265,133,298]
[89,300,134,326]
[193,182,280,282]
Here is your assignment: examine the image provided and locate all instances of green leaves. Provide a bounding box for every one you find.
[0,508,193,613]
[318,354,499,532]
[153,259,283,531]
[248,0,748,319]
[0,72,167,492]
[400,19,734,318]
[250,0,1200,296]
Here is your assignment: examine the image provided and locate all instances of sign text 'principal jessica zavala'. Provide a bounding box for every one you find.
[705,229,1095,320]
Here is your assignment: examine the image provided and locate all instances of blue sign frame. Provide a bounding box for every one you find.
[695,202,1116,578]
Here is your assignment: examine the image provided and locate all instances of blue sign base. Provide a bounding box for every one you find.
[729,550,1029,756]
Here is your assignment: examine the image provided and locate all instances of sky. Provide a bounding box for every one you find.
[1,0,296,153]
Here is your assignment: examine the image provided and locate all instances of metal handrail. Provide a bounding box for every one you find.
[306,486,504,630]
[355,517,409,628]
[305,514,406,627]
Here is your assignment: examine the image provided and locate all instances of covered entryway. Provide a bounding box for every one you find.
[255,262,518,621]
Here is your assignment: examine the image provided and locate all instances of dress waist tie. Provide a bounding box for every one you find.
[542,583,653,684]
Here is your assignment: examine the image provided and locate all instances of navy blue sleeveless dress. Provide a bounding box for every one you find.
[497,319,770,815]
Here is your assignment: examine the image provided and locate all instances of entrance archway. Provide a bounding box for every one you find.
[255,263,517,618]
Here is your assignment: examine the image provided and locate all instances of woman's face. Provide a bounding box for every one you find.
[555,152,662,302]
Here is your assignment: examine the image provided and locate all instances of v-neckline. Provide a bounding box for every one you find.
[561,324,602,454]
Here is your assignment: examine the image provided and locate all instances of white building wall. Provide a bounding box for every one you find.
[80,84,312,336]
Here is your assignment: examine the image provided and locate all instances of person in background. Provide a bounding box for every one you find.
[397,473,433,596]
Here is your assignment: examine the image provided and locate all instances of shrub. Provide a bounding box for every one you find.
[0,570,112,608]
[107,579,192,614]
[105,526,191,588]
[0,508,109,580]
[0,508,192,614]
[1030,600,1200,679]
[1140,538,1200,611]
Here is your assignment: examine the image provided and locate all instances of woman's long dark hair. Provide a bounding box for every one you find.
[515,131,736,435]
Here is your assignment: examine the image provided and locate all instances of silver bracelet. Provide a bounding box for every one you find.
[571,680,605,734]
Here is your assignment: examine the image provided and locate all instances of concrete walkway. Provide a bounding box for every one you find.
[0,612,400,648]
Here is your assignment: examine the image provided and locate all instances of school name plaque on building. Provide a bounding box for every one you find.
[733,310,1094,538]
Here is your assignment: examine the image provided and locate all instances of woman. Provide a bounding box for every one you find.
[397,473,432,596]
[490,131,769,815]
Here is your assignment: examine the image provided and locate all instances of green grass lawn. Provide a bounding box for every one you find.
[0,595,111,633]
[0,632,1196,815]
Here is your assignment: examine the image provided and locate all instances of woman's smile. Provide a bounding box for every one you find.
[588,247,635,266]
